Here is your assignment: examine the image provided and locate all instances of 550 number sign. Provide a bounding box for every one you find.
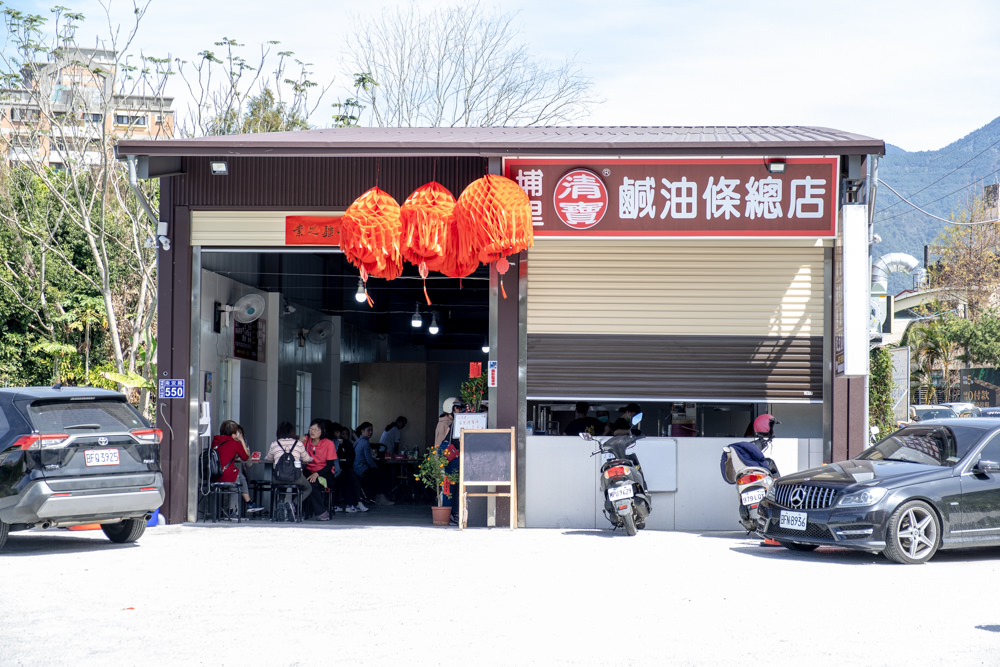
[159,379,186,399]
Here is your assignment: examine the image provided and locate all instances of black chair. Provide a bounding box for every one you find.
[248,480,272,520]
[208,482,243,523]
[270,482,303,523]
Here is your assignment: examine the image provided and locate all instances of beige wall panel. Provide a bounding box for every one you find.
[527,239,825,337]
[191,210,342,246]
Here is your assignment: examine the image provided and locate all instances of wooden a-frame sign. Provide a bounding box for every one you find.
[458,428,516,530]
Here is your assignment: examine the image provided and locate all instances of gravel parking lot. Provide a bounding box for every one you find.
[4,513,1000,666]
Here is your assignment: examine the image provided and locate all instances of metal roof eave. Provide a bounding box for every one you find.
[115,126,886,162]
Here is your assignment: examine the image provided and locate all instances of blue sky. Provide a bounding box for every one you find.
[17,0,1000,152]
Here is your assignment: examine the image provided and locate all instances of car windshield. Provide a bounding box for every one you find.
[857,425,985,466]
[914,408,957,420]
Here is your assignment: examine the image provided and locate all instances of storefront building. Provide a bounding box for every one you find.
[117,126,884,528]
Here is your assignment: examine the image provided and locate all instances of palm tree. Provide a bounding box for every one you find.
[906,318,958,403]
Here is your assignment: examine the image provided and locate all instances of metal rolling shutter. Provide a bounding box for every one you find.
[526,238,826,402]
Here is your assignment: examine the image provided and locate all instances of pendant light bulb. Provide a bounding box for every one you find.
[354,278,366,303]
[482,338,490,354]
[411,304,423,328]
[428,313,439,335]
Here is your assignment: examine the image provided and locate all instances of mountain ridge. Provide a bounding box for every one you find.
[872,114,1000,293]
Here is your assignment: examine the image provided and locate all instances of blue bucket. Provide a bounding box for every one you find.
[147,508,160,527]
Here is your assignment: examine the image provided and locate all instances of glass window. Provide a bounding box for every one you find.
[26,398,145,432]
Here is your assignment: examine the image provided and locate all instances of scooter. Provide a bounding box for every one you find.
[720,414,779,533]
[579,412,651,536]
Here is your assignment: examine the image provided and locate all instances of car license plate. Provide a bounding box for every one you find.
[607,485,634,501]
[741,488,765,506]
[779,510,807,531]
[85,449,120,466]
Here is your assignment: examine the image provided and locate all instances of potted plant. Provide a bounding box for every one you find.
[415,445,458,525]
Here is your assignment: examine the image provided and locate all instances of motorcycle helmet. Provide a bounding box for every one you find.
[753,413,778,439]
[442,397,464,413]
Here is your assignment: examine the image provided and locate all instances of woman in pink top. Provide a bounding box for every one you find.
[301,419,340,520]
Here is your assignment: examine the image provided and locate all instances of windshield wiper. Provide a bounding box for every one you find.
[62,424,102,430]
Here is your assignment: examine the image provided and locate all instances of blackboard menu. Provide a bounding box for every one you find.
[460,429,514,483]
[233,318,264,362]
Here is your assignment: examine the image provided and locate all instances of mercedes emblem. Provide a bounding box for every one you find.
[789,487,808,509]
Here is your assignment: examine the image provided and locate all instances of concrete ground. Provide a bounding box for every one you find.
[4,506,1000,666]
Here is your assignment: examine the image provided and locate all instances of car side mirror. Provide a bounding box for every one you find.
[976,459,1000,473]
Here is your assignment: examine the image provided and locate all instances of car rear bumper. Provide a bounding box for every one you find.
[0,473,164,527]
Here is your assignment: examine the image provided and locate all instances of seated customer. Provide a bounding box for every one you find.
[300,418,340,521]
[211,420,264,516]
[266,421,313,513]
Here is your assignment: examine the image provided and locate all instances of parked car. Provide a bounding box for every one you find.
[757,417,1000,564]
[980,407,1000,418]
[911,404,959,421]
[0,387,164,550]
[942,402,982,418]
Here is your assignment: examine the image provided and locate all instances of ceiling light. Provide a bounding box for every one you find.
[411,304,423,328]
[428,313,439,335]
[354,279,367,303]
[482,338,490,354]
[209,160,228,176]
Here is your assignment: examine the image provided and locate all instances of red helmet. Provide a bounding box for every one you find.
[753,414,778,437]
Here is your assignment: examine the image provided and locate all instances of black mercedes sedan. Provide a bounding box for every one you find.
[757,418,1000,564]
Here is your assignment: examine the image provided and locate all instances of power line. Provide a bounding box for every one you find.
[875,168,1000,225]
[876,179,1000,225]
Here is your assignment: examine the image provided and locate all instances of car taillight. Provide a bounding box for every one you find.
[131,428,162,443]
[604,465,628,478]
[738,472,767,485]
[15,434,70,450]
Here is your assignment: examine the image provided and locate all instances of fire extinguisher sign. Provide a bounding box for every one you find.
[488,361,498,388]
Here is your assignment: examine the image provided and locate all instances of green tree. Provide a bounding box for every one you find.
[869,346,895,437]
[904,313,961,403]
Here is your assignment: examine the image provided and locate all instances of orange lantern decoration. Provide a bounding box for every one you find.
[340,187,403,303]
[400,182,456,303]
[456,174,534,297]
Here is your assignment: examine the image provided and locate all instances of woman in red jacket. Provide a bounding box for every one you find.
[300,419,340,521]
[211,420,264,516]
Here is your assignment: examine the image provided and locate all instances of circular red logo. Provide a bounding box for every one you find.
[553,169,608,230]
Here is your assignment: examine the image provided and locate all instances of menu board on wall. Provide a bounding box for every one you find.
[233,318,265,362]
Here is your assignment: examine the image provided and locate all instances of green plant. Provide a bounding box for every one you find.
[414,446,458,506]
[460,374,486,412]
[869,345,895,437]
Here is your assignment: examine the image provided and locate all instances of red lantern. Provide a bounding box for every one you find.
[340,187,403,286]
[456,174,533,296]
[401,182,456,303]
[456,174,534,264]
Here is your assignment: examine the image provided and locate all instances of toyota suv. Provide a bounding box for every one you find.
[0,387,164,549]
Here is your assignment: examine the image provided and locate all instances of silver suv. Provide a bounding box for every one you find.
[0,387,164,550]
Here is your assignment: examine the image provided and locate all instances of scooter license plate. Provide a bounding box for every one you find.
[607,485,634,501]
[779,510,807,531]
[741,488,765,506]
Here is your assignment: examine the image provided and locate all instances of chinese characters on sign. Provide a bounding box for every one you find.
[506,158,838,237]
[234,319,265,362]
[285,215,342,245]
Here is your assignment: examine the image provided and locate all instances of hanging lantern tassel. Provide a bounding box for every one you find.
[340,187,403,283]
[419,262,431,305]
[360,267,374,308]
[494,257,510,299]
[442,476,450,496]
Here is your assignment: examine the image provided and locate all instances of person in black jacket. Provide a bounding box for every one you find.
[563,401,606,436]
[330,421,366,512]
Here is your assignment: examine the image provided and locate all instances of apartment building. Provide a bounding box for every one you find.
[0,44,174,168]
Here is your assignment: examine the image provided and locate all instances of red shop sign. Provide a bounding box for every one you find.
[504,157,839,238]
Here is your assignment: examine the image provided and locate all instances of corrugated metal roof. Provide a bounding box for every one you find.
[117,125,884,158]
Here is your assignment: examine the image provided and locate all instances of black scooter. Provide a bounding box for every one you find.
[580,413,651,536]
